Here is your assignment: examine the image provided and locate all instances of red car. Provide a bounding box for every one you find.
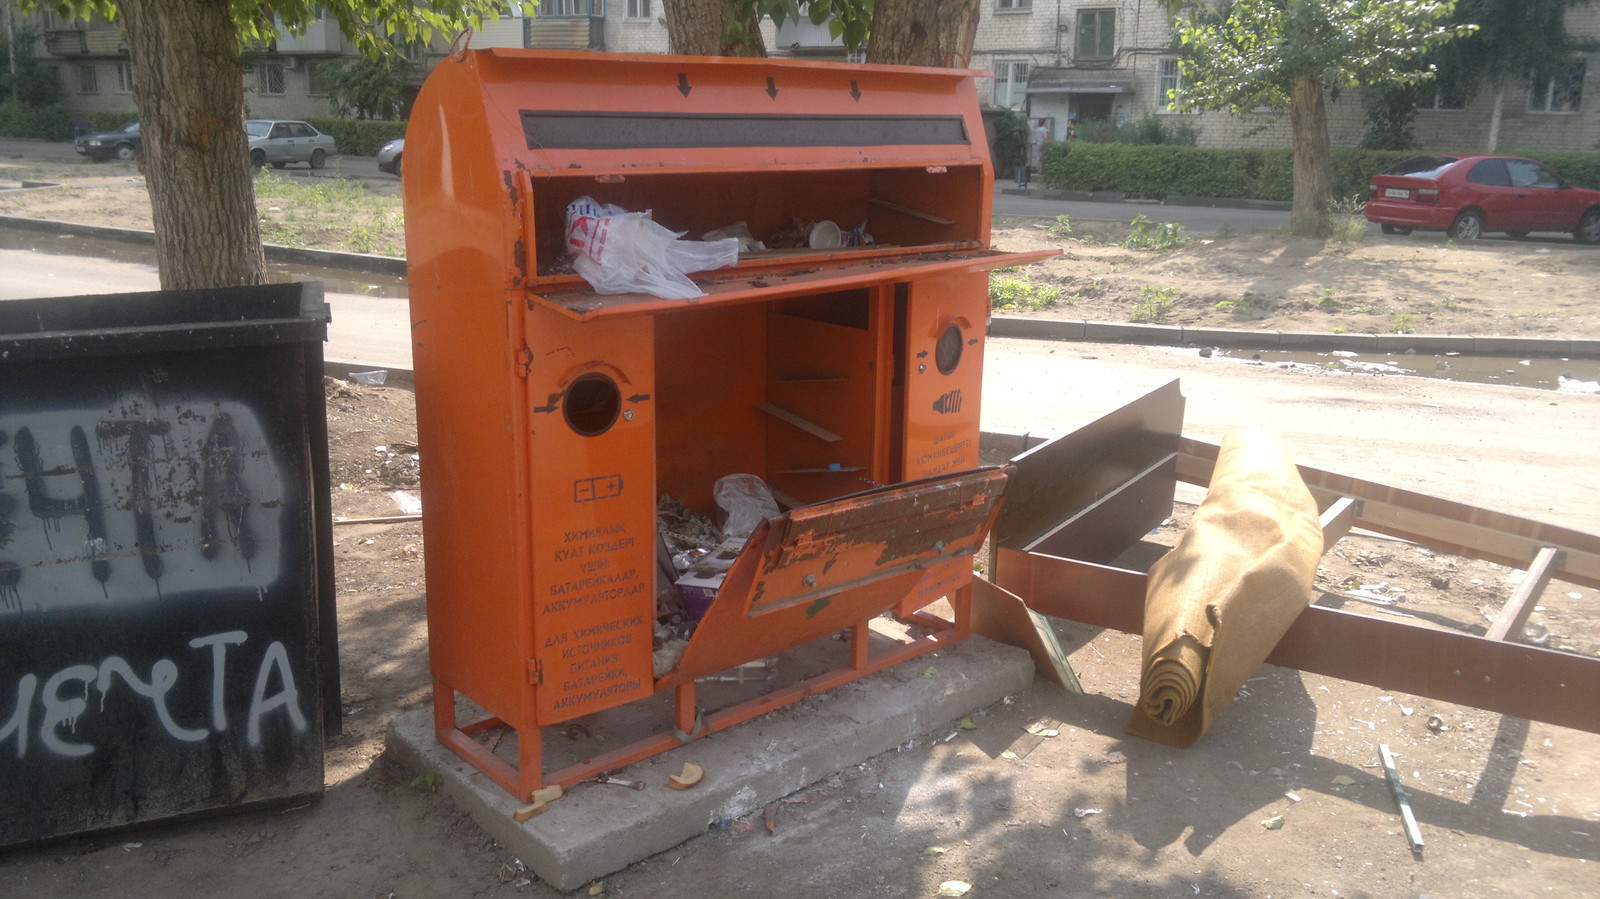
[1365,154,1600,243]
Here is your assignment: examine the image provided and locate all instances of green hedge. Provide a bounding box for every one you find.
[307,117,406,157]
[0,102,75,140]
[88,110,139,132]
[1040,142,1600,202]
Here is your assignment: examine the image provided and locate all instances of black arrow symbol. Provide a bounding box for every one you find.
[678,73,691,97]
[533,392,562,414]
[849,80,862,102]
[626,393,652,403]
[916,350,929,358]
[968,337,979,345]
[766,77,778,99]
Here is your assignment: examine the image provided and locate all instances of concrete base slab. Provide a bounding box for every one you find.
[386,635,1032,891]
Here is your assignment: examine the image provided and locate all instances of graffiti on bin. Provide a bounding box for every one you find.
[0,395,285,613]
[1,630,308,759]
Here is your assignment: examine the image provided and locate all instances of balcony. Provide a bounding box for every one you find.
[527,16,604,51]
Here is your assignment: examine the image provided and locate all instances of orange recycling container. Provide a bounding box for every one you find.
[403,46,1056,799]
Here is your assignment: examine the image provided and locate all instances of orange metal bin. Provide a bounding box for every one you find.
[403,47,1056,799]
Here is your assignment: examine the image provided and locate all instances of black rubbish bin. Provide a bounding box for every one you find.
[0,282,337,847]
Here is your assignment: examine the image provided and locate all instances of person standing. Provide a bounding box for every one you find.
[1025,118,1050,189]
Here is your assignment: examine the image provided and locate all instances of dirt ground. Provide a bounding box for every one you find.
[2,157,1598,897]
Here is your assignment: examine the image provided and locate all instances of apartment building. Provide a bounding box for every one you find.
[18,1,1599,155]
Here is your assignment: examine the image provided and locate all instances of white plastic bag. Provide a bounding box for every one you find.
[714,474,781,539]
[564,196,739,300]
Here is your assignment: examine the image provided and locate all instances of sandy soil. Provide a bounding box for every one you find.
[988,216,1600,339]
[2,158,1597,897]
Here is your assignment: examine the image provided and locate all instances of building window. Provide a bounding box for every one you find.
[115,62,134,94]
[1415,86,1466,111]
[307,61,329,96]
[993,59,1028,110]
[1076,8,1115,60]
[626,0,650,17]
[1528,62,1585,113]
[539,0,601,16]
[259,61,286,95]
[78,64,98,94]
[1158,58,1186,112]
[996,0,1031,11]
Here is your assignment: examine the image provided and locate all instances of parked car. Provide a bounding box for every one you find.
[246,119,337,169]
[376,138,403,178]
[75,121,141,162]
[1366,154,1600,243]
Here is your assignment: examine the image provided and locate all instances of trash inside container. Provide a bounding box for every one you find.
[0,282,336,847]
[404,48,1057,800]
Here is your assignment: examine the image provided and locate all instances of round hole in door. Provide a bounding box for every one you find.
[563,373,622,436]
[935,323,964,375]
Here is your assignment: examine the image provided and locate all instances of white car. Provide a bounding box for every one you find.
[246,119,337,169]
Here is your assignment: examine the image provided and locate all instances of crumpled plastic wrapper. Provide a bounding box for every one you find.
[1125,428,1323,748]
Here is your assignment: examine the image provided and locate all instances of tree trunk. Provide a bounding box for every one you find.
[866,0,980,67]
[664,0,767,57]
[118,0,264,290]
[1288,73,1333,239]
[1486,84,1504,152]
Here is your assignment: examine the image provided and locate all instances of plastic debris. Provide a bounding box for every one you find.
[1331,775,1356,786]
[1073,807,1103,818]
[959,716,978,731]
[938,881,973,897]
[348,369,388,385]
[924,846,949,856]
[1285,792,1302,803]
[1379,743,1424,852]
[1427,714,1450,733]
[919,665,938,679]
[1261,815,1285,830]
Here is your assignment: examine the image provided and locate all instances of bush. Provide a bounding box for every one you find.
[0,102,74,140]
[991,109,1028,174]
[90,110,140,132]
[307,118,406,157]
[1041,142,1422,202]
[1542,153,1600,191]
[1072,115,1198,147]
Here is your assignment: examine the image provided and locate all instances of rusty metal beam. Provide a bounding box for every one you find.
[995,548,1600,735]
[1178,437,1600,590]
[1485,546,1563,643]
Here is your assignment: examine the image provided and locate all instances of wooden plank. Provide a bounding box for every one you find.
[1319,496,1361,549]
[867,196,956,225]
[994,548,1600,734]
[1485,546,1563,643]
[756,401,843,442]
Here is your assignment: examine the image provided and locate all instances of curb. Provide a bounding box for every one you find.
[0,212,404,276]
[988,316,1600,360]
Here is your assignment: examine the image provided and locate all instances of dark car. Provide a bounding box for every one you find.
[376,138,403,177]
[75,121,141,162]
[1366,154,1600,243]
